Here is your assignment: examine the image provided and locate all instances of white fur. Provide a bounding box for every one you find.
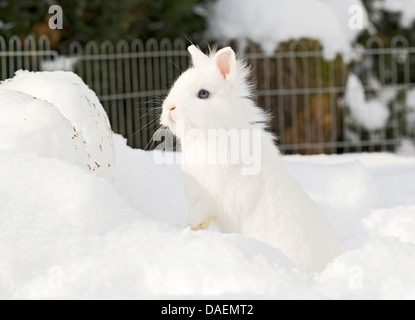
[160,45,341,275]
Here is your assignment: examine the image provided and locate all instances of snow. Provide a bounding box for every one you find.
[41,57,78,72]
[207,0,370,60]
[364,206,415,244]
[1,71,415,299]
[1,142,415,299]
[1,71,115,182]
[397,139,415,156]
[0,88,89,170]
[383,0,415,28]
[344,73,390,131]
[0,19,13,30]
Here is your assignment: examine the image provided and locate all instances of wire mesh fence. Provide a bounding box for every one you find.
[1,35,414,154]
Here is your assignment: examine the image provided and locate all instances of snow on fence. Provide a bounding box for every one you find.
[1,35,414,154]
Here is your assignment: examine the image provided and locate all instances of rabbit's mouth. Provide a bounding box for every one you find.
[160,111,176,135]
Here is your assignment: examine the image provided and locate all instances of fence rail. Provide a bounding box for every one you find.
[1,35,414,154]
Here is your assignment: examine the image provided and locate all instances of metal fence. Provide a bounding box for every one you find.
[1,35,414,154]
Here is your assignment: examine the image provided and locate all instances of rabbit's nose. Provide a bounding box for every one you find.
[169,107,176,121]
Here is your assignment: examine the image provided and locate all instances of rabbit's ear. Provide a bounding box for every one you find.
[188,45,209,68]
[215,47,236,82]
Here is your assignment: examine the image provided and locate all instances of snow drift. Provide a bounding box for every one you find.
[1,70,115,182]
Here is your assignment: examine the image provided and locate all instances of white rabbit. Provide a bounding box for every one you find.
[160,45,341,275]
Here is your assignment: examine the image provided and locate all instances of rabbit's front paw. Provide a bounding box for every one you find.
[188,216,211,231]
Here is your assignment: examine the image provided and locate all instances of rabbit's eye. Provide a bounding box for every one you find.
[197,89,210,99]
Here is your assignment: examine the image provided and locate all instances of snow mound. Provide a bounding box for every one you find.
[285,159,378,248]
[1,71,115,182]
[365,206,415,244]
[287,160,378,214]
[0,88,88,168]
[344,74,390,131]
[316,239,415,299]
[207,0,370,60]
